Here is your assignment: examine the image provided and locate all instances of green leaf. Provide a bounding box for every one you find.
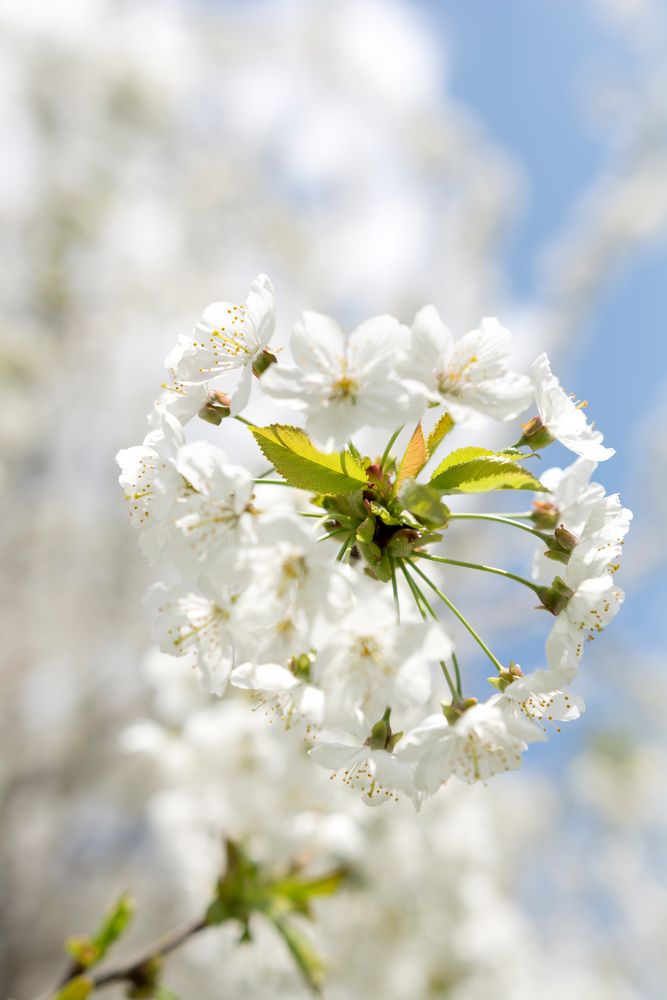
[270,917,326,994]
[270,869,348,915]
[54,977,93,1000]
[66,894,135,970]
[154,988,184,1000]
[426,411,454,456]
[369,501,402,526]
[430,447,545,495]
[250,425,367,495]
[94,893,134,954]
[355,516,375,544]
[398,481,450,529]
[395,423,428,488]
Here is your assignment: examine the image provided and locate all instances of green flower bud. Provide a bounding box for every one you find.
[288,652,314,682]
[531,500,560,530]
[364,706,403,751]
[198,390,231,425]
[488,662,523,692]
[251,348,278,378]
[536,576,575,615]
[554,525,578,552]
[517,415,555,451]
[441,697,477,724]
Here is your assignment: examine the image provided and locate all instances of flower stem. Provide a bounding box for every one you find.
[447,512,550,542]
[389,556,400,624]
[234,414,255,427]
[335,535,353,562]
[413,551,542,594]
[406,559,505,673]
[398,561,458,700]
[253,478,291,487]
[452,649,463,698]
[380,425,404,470]
[317,528,348,544]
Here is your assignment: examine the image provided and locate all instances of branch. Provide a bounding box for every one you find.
[38,915,208,999]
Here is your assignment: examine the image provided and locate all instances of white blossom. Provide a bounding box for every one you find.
[146,574,258,696]
[164,274,275,415]
[399,306,532,422]
[532,460,631,582]
[116,407,187,562]
[496,665,584,742]
[262,310,424,448]
[546,569,625,668]
[231,658,326,729]
[170,441,256,576]
[529,353,615,460]
[315,593,453,722]
[309,719,421,808]
[405,701,528,791]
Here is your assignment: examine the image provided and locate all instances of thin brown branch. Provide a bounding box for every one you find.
[37,914,208,999]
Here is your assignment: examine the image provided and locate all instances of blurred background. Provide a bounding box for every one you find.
[2,0,667,997]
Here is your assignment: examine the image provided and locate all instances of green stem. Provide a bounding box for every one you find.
[336,536,353,562]
[389,557,400,624]
[256,466,276,479]
[234,414,255,428]
[406,559,505,674]
[414,551,541,594]
[380,425,404,470]
[448,512,549,542]
[317,528,348,544]
[452,650,463,698]
[253,478,291,487]
[398,562,458,700]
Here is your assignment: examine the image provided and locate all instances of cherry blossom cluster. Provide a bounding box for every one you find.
[117,275,631,809]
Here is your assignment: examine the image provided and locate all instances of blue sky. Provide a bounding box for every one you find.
[426,1,667,652]
[407,1,667,769]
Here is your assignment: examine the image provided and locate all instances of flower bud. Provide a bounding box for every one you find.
[535,576,575,615]
[198,390,231,425]
[555,525,577,552]
[543,524,578,565]
[517,415,554,451]
[441,697,477,725]
[386,527,420,558]
[251,348,278,378]
[288,652,314,682]
[365,706,403,751]
[531,500,559,530]
[487,662,523,692]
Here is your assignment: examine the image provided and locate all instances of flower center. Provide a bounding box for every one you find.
[329,375,359,403]
[435,355,478,397]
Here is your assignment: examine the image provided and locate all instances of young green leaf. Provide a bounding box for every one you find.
[426,411,454,456]
[270,869,348,916]
[250,425,367,495]
[395,423,428,489]
[66,894,135,969]
[269,916,326,994]
[398,480,450,528]
[430,446,545,494]
[154,988,184,1000]
[54,978,93,1000]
